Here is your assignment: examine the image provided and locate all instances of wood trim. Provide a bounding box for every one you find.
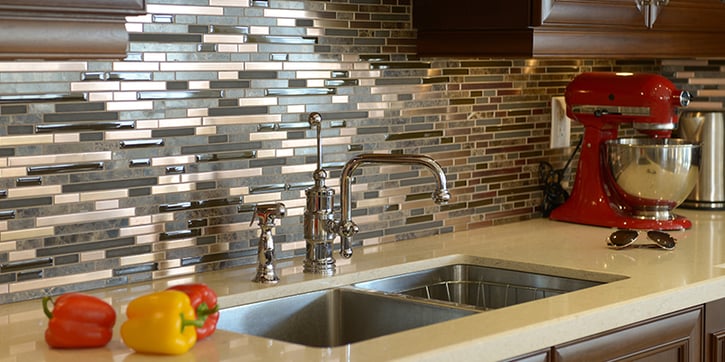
[0,0,145,15]
[0,0,145,59]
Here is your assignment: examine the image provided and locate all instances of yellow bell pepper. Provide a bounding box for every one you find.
[120,290,202,355]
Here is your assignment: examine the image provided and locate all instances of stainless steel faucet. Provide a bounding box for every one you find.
[251,202,286,283]
[336,153,451,258]
[303,112,451,274]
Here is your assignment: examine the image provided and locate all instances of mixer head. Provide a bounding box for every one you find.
[565,72,691,137]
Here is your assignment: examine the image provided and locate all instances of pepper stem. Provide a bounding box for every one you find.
[196,302,219,322]
[180,313,205,333]
[42,296,54,319]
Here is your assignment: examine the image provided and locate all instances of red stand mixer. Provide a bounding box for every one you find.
[549,72,696,230]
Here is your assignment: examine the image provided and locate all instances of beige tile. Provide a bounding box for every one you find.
[1,227,54,242]
[250,131,287,141]
[203,34,246,43]
[161,62,245,71]
[8,185,62,198]
[107,101,153,111]
[0,241,15,253]
[8,151,111,167]
[154,238,196,251]
[210,0,250,6]
[146,4,224,15]
[37,208,136,227]
[239,97,278,106]
[244,193,282,203]
[157,175,181,184]
[55,193,80,204]
[0,135,53,147]
[151,183,195,194]
[245,62,283,70]
[121,81,166,91]
[120,253,163,267]
[189,81,210,89]
[188,108,209,117]
[119,223,164,237]
[0,168,26,178]
[144,53,167,62]
[82,189,127,202]
[129,215,152,226]
[203,114,281,125]
[113,62,160,71]
[264,9,316,19]
[182,168,262,182]
[10,270,111,293]
[151,155,196,166]
[153,266,196,279]
[196,126,217,135]
[8,250,35,262]
[250,26,269,35]
[280,163,315,174]
[283,62,346,71]
[71,81,120,92]
[53,133,80,143]
[0,62,86,72]
[81,250,105,262]
[136,119,159,129]
[296,71,331,79]
[159,117,201,128]
[105,130,152,140]
[152,213,175,223]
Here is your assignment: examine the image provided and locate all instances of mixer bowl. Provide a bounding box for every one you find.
[604,138,700,220]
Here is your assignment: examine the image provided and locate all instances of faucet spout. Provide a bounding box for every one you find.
[338,153,450,258]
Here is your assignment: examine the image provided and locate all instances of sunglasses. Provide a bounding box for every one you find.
[606,229,677,251]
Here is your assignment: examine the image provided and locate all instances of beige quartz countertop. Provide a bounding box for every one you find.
[3,209,725,361]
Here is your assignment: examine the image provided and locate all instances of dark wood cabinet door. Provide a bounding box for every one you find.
[538,0,725,30]
[414,0,725,58]
[506,348,551,362]
[706,298,725,362]
[553,307,702,361]
[537,0,644,28]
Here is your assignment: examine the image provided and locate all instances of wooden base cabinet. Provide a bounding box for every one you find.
[508,298,725,361]
[554,307,702,361]
[706,298,725,362]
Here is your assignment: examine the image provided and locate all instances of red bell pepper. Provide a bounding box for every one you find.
[42,293,116,348]
[167,283,219,340]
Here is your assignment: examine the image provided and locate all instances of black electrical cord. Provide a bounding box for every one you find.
[539,136,583,217]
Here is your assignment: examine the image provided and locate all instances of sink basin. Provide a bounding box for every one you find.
[218,261,622,348]
[354,263,610,310]
[217,288,476,347]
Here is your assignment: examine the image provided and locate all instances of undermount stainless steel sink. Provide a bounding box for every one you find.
[353,263,611,310]
[217,288,476,347]
[218,262,622,347]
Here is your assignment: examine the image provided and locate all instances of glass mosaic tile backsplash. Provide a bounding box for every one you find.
[0,0,715,304]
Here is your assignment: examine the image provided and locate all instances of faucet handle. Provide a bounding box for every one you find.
[337,220,358,259]
[250,202,286,227]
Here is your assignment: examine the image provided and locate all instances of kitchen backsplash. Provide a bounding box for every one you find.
[0,0,710,304]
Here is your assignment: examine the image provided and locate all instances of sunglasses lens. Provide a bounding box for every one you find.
[608,229,639,248]
[647,231,676,250]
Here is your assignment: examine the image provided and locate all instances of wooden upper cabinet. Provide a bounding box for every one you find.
[414,0,725,58]
[0,0,146,60]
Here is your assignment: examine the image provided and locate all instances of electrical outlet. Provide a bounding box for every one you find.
[550,96,571,148]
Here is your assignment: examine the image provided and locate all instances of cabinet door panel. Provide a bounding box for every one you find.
[554,307,702,361]
[652,0,725,31]
[706,298,725,362]
[539,0,643,27]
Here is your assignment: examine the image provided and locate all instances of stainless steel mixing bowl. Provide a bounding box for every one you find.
[604,138,700,220]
